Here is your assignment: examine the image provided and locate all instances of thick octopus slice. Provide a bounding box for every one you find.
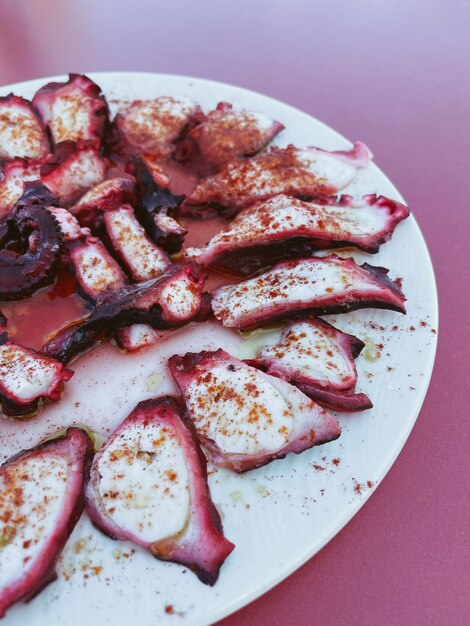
[0,158,41,216]
[40,141,108,205]
[132,157,186,254]
[0,341,73,418]
[104,204,171,282]
[70,237,127,302]
[185,193,410,276]
[181,141,372,218]
[112,96,203,160]
[70,177,135,230]
[246,317,372,412]
[32,74,109,147]
[169,349,341,473]
[43,265,208,363]
[47,207,89,243]
[85,396,234,584]
[0,94,50,160]
[176,101,284,173]
[0,428,94,617]
[211,255,406,330]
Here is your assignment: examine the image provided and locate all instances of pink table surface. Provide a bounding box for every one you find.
[0,1,468,624]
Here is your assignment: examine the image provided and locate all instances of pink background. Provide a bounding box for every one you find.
[0,1,468,624]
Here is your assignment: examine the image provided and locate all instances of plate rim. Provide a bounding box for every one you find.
[0,71,439,626]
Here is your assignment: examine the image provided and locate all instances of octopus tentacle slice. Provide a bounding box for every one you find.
[40,140,108,205]
[85,396,234,585]
[110,96,203,161]
[70,237,127,302]
[0,341,74,417]
[175,101,284,174]
[181,141,372,218]
[211,255,406,330]
[70,177,135,230]
[0,158,41,215]
[0,200,64,301]
[185,193,410,276]
[47,207,90,244]
[103,204,171,282]
[0,94,50,161]
[246,317,372,412]
[169,349,341,473]
[43,265,208,363]
[132,157,186,254]
[32,74,110,147]
[0,428,94,617]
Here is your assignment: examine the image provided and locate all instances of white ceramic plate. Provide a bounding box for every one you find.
[0,73,438,626]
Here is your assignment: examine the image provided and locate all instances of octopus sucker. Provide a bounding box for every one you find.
[0,185,64,301]
[0,428,94,617]
[85,396,234,585]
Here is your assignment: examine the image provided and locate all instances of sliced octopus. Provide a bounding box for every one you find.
[181,141,372,218]
[85,396,234,585]
[185,193,410,276]
[32,73,110,147]
[43,265,208,363]
[176,101,284,174]
[169,349,341,472]
[0,428,94,617]
[0,184,64,301]
[246,317,372,412]
[110,96,203,161]
[0,94,49,160]
[211,255,406,329]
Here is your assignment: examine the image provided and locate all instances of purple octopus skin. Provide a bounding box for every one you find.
[32,74,110,148]
[211,255,406,330]
[185,193,410,276]
[116,291,212,352]
[0,158,41,215]
[70,177,135,230]
[0,191,64,301]
[132,157,186,254]
[43,265,208,363]
[109,96,204,161]
[40,140,108,205]
[0,310,7,344]
[85,396,234,585]
[0,341,74,418]
[0,428,94,617]
[174,101,284,175]
[67,232,161,352]
[70,237,127,302]
[0,94,50,161]
[103,204,171,282]
[180,141,372,218]
[246,317,372,412]
[169,349,341,473]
